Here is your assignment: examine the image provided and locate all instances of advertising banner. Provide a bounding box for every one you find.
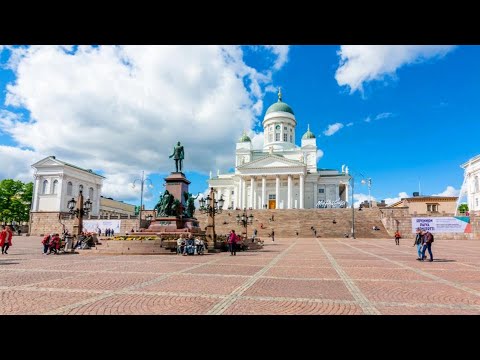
[83,220,121,234]
[411,217,471,233]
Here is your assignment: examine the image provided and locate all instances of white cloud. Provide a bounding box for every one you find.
[262,45,290,70]
[375,112,394,120]
[335,45,456,93]
[0,146,41,182]
[432,186,460,197]
[364,116,371,123]
[346,122,354,127]
[383,191,409,206]
[0,45,287,193]
[316,149,324,161]
[353,193,377,208]
[323,122,344,136]
[250,131,264,150]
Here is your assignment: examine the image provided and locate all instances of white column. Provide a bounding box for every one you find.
[345,182,349,207]
[237,178,242,209]
[287,175,292,209]
[335,184,340,201]
[275,175,280,209]
[313,182,318,208]
[300,174,304,209]
[261,176,266,210]
[32,176,40,211]
[250,177,254,209]
[242,177,247,209]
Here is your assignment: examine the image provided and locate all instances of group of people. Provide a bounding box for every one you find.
[0,225,13,254]
[98,228,115,237]
[176,233,206,255]
[393,229,434,261]
[41,233,62,254]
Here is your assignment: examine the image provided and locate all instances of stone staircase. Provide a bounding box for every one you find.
[196,208,389,239]
[81,239,175,255]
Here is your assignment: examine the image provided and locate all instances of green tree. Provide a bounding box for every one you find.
[0,179,33,223]
[458,203,469,213]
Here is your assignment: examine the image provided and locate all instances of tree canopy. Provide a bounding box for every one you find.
[458,203,469,213]
[0,179,33,223]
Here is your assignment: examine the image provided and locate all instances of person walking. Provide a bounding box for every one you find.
[413,228,423,260]
[394,230,401,246]
[420,230,434,262]
[1,225,13,254]
[271,229,275,242]
[42,233,52,254]
[228,230,237,256]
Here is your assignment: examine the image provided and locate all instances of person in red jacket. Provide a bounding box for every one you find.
[228,229,238,256]
[1,225,13,254]
[394,230,401,246]
[42,234,52,254]
[47,233,61,255]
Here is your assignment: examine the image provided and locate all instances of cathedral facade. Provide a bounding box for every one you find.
[208,90,351,210]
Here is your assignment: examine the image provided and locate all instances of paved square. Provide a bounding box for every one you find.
[1,236,479,314]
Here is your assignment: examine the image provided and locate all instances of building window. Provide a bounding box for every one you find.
[319,188,325,194]
[427,204,438,212]
[89,187,94,200]
[52,180,58,195]
[231,190,234,195]
[290,135,293,142]
[42,180,49,194]
[476,198,479,207]
[275,133,280,141]
[290,128,292,132]
[269,194,276,200]
[284,126,287,130]
[475,176,479,193]
[79,184,84,194]
[67,181,73,195]
[283,133,287,141]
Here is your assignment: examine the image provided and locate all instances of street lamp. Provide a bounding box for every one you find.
[349,175,355,239]
[198,187,224,251]
[132,171,153,229]
[236,208,254,239]
[361,177,372,207]
[67,190,93,235]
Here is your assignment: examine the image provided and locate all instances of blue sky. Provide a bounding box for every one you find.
[0,45,478,209]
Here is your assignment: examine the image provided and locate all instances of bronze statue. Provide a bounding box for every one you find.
[154,190,175,216]
[183,191,199,218]
[169,141,185,173]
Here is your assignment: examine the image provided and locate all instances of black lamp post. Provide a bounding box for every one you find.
[67,190,93,236]
[198,187,224,251]
[236,208,254,239]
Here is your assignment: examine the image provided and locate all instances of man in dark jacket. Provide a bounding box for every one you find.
[420,230,434,262]
[413,228,423,260]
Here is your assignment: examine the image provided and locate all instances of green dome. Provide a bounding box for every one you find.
[265,87,294,115]
[302,124,315,139]
[238,132,251,142]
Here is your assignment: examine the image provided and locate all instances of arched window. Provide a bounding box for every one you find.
[52,180,58,194]
[79,184,84,195]
[89,187,94,200]
[67,182,73,195]
[475,176,479,193]
[42,180,49,194]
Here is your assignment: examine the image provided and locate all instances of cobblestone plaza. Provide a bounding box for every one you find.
[1,236,479,315]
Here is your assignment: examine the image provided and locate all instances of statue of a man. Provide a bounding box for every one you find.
[169,141,185,173]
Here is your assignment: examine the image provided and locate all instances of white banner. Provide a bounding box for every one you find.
[83,220,121,234]
[411,217,471,233]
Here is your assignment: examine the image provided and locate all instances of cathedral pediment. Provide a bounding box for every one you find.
[32,156,65,168]
[237,155,304,170]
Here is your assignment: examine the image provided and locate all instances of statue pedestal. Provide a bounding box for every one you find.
[165,172,190,207]
[146,217,201,233]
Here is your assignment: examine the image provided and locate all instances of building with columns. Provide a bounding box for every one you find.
[461,154,480,213]
[208,89,350,209]
[31,156,105,215]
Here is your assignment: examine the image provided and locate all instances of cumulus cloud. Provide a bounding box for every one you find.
[335,45,456,93]
[353,193,377,208]
[383,191,409,206]
[250,131,264,150]
[0,45,288,197]
[432,186,460,197]
[0,146,41,182]
[323,122,344,136]
[316,149,324,161]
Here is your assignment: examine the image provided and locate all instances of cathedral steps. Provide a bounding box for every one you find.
[196,208,389,239]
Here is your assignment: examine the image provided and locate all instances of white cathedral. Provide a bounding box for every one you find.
[208,89,351,210]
